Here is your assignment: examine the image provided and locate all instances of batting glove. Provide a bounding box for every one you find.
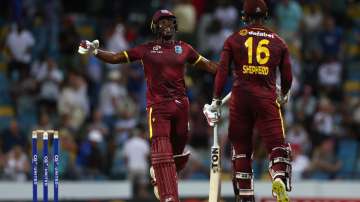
[276,84,290,105]
[203,98,222,127]
[78,39,99,55]
[203,104,220,127]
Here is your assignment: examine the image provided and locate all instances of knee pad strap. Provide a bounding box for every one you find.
[233,171,254,195]
[152,153,174,164]
[235,172,253,180]
[173,151,190,172]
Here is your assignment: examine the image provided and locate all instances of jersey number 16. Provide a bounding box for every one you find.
[244,37,270,65]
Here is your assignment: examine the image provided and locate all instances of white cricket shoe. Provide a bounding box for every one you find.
[272,178,289,202]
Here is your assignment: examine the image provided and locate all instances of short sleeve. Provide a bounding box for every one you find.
[185,43,202,65]
[125,44,145,62]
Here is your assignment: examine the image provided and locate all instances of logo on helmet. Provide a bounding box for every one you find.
[160,10,171,14]
[165,197,174,202]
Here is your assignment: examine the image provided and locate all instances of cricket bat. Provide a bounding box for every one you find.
[208,92,231,202]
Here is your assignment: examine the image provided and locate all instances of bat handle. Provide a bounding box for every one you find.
[213,124,219,147]
[221,92,231,105]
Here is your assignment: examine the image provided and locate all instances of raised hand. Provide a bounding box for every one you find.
[78,39,99,55]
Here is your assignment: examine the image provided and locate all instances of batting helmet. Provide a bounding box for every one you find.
[243,0,268,18]
[150,9,177,33]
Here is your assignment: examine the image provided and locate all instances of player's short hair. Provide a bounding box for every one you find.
[242,0,268,21]
[150,9,177,34]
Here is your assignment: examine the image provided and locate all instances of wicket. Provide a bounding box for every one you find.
[32,130,59,202]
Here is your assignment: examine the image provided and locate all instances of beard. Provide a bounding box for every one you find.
[158,26,175,40]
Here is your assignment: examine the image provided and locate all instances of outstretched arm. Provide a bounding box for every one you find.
[78,40,130,64]
[193,57,217,74]
[95,50,129,64]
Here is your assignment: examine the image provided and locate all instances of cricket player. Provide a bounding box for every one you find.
[78,10,217,202]
[203,0,293,202]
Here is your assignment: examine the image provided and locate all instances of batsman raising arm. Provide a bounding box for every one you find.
[204,1,293,202]
[78,10,216,202]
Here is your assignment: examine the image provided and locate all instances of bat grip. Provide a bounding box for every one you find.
[221,92,231,105]
[213,123,219,147]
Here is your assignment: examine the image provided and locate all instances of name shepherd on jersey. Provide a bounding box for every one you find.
[243,65,269,75]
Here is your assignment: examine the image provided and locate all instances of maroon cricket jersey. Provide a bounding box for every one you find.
[124,41,201,106]
[214,25,292,99]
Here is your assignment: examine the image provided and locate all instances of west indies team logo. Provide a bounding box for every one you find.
[239,29,248,36]
[174,45,182,54]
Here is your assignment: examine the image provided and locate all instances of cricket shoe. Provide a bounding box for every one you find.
[272,178,289,202]
[150,166,160,200]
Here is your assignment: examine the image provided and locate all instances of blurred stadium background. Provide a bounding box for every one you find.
[0,0,360,201]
